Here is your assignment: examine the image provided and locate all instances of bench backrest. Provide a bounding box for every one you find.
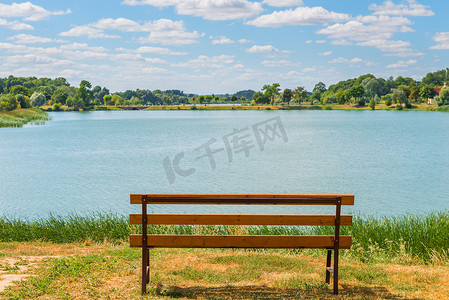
[130,193,354,249]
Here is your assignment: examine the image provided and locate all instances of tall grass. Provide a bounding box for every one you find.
[2,211,449,262]
[0,108,48,128]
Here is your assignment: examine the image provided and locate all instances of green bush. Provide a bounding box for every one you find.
[0,94,19,111]
[53,103,61,111]
[369,99,375,110]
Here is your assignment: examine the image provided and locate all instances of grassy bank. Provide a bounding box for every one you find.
[0,108,49,128]
[1,211,449,263]
[1,242,449,299]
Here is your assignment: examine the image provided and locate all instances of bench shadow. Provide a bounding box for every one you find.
[154,284,421,299]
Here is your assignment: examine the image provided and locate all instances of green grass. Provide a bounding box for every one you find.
[2,211,449,263]
[0,108,48,128]
[437,105,449,112]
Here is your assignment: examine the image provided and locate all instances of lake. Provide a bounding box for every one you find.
[1,110,448,218]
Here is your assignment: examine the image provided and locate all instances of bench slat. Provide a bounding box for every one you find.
[129,214,352,226]
[130,193,354,205]
[129,234,352,249]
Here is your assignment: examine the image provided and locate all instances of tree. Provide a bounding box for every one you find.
[52,89,68,105]
[369,98,375,110]
[112,94,124,106]
[0,94,19,111]
[439,87,449,105]
[421,68,449,86]
[362,77,386,98]
[204,95,213,105]
[30,92,46,107]
[419,85,436,100]
[75,80,93,109]
[252,91,270,105]
[10,85,31,97]
[392,89,407,105]
[409,86,420,103]
[198,95,205,105]
[282,88,292,106]
[312,82,326,101]
[15,94,30,108]
[262,83,280,104]
[336,90,347,104]
[103,95,112,106]
[348,85,364,103]
[130,96,142,105]
[293,86,307,105]
[230,95,238,105]
[313,82,326,94]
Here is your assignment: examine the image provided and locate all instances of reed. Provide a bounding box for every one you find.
[1,211,449,262]
[0,108,48,127]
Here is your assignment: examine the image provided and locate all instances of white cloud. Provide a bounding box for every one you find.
[356,39,411,53]
[319,51,332,56]
[318,20,394,41]
[305,40,312,44]
[176,0,263,20]
[130,46,187,55]
[263,0,303,7]
[93,18,186,33]
[328,57,375,66]
[330,39,351,45]
[261,59,301,67]
[60,25,120,39]
[238,39,251,43]
[59,43,107,52]
[430,32,449,50]
[139,30,203,45]
[369,0,434,17]
[315,40,326,44]
[0,18,33,30]
[246,6,350,27]
[174,55,235,69]
[386,59,417,68]
[211,36,235,45]
[0,2,70,21]
[8,34,65,44]
[302,67,316,73]
[245,45,291,53]
[123,0,263,20]
[121,0,180,7]
[59,18,203,44]
[94,17,141,31]
[3,54,74,67]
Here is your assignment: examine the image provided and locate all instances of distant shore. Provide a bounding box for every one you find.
[2,104,446,128]
[39,103,443,112]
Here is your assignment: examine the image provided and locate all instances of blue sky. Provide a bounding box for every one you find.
[0,0,448,94]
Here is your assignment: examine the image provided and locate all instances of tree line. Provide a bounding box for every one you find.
[252,69,449,109]
[1,68,448,112]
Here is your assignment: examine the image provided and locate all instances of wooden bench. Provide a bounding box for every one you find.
[129,193,354,295]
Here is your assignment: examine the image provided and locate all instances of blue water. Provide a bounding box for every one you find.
[1,110,448,218]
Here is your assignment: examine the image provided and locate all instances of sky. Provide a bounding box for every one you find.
[0,0,448,94]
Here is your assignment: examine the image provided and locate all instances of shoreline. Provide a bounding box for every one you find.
[40,103,442,112]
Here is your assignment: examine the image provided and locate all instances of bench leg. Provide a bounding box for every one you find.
[142,246,148,294]
[325,249,332,284]
[333,248,339,295]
